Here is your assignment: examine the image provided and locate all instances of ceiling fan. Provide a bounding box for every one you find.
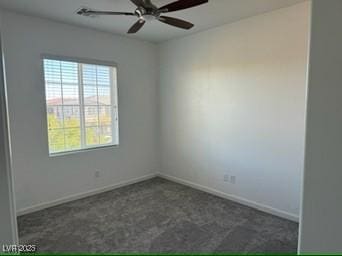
[77,0,209,34]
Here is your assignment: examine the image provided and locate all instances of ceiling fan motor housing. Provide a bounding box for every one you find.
[134,1,160,21]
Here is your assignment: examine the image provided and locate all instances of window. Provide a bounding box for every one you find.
[43,57,119,155]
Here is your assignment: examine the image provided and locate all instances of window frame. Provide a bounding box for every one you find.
[41,54,119,157]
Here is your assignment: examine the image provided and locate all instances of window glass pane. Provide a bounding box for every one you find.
[84,90,98,106]
[97,66,110,86]
[61,61,79,104]
[83,64,98,106]
[98,87,110,105]
[44,59,61,83]
[100,126,112,144]
[61,61,78,83]
[44,59,78,153]
[44,59,62,104]
[44,58,118,154]
[48,129,65,152]
[97,66,111,106]
[47,106,63,129]
[45,83,62,105]
[84,106,99,127]
[63,106,80,128]
[82,64,97,84]
[83,85,98,105]
[64,128,81,150]
[86,127,100,146]
[99,106,112,126]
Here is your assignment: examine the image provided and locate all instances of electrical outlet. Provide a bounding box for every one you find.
[230,175,236,184]
[224,174,229,182]
[94,170,101,178]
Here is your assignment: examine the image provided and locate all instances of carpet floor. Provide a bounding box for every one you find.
[18,177,298,253]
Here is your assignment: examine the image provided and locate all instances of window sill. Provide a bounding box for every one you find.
[49,144,119,157]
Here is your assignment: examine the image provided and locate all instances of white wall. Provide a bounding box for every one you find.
[299,0,342,252]
[159,2,310,220]
[0,26,18,244]
[0,10,159,213]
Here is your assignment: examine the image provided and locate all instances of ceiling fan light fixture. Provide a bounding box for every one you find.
[142,14,157,22]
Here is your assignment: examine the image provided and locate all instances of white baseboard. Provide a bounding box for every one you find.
[157,173,299,222]
[17,172,299,222]
[16,173,157,216]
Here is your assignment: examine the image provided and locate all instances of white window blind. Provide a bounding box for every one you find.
[43,58,119,155]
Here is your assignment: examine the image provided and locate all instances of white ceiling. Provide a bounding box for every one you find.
[0,0,305,43]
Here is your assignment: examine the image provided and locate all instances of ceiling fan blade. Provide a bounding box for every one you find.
[77,8,135,16]
[158,0,208,13]
[130,0,146,7]
[127,19,146,34]
[158,16,194,29]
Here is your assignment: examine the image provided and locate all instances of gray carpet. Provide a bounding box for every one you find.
[18,177,298,253]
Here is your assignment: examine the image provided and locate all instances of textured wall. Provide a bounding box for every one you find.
[159,2,310,219]
[0,10,159,212]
